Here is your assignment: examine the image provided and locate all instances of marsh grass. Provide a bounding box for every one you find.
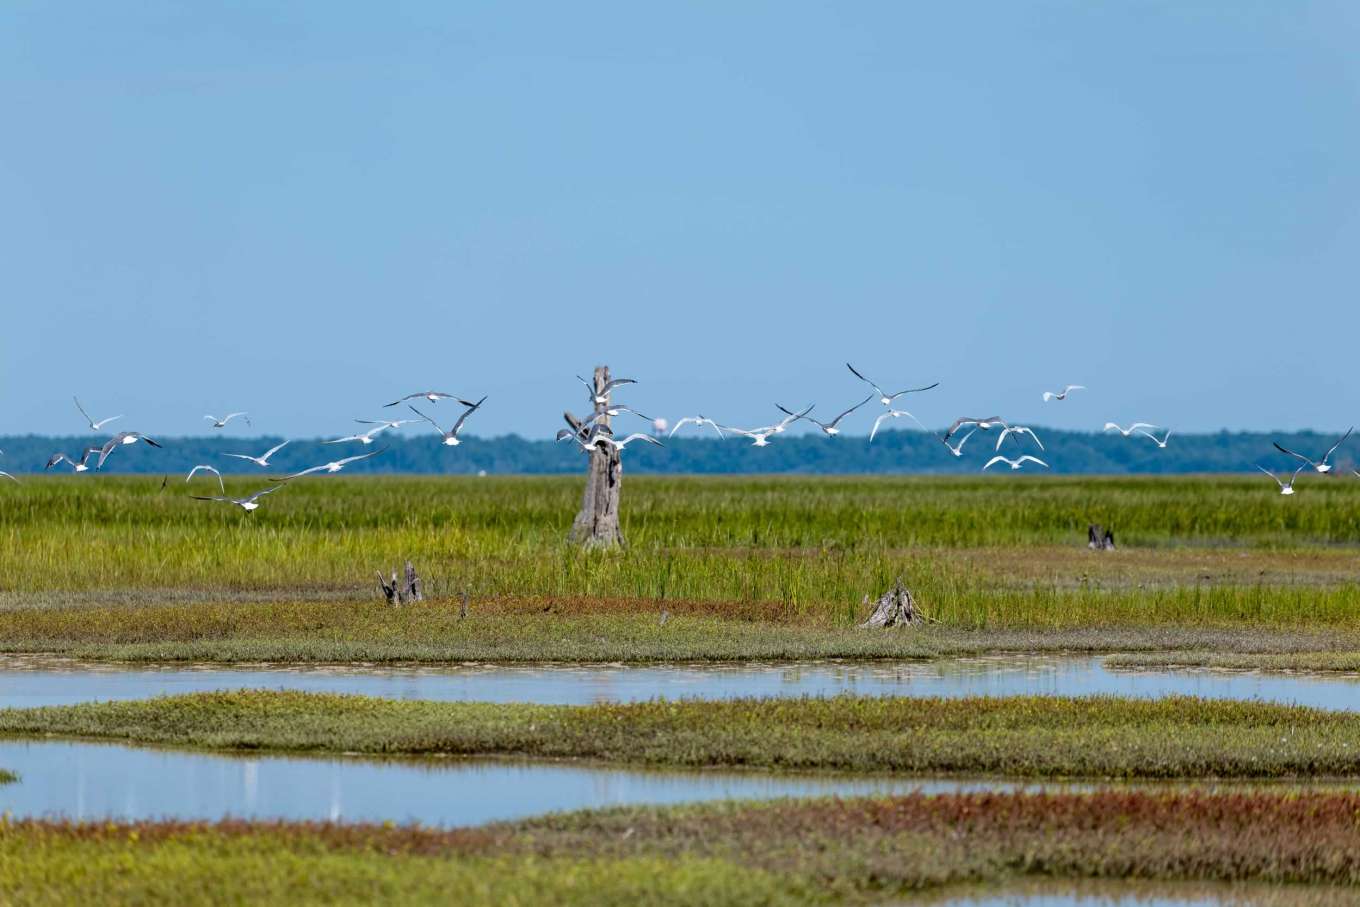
[2,602,1357,663]
[6,690,1360,779]
[4,792,1360,904]
[6,475,1360,631]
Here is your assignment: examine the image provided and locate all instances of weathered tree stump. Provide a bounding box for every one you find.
[567,365,625,548]
[859,577,921,628]
[1087,524,1116,551]
[378,560,423,605]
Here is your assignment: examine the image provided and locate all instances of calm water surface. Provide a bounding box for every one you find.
[0,655,1357,709]
[0,738,1050,825]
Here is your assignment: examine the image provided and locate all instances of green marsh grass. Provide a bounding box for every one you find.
[7,690,1360,779]
[4,792,1360,904]
[5,475,1360,634]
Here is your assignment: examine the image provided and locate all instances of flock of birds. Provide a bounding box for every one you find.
[0,366,1348,503]
[0,394,488,510]
[653,366,1171,475]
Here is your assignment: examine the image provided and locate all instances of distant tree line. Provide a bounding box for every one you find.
[0,428,1343,476]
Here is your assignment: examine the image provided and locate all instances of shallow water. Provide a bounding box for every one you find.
[0,738,1049,825]
[1,654,1358,710]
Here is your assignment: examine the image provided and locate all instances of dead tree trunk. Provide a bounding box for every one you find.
[567,365,625,548]
[378,560,423,605]
[859,577,921,628]
[1087,524,1116,551]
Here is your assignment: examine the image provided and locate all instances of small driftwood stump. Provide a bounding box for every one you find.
[567,365,625,548]
[378,560,423,606]
[859,577,921,629]
[1087,524,1116,551]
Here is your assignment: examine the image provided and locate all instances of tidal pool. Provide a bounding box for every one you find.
[0,738,1049,825]
[0,654,1357,710]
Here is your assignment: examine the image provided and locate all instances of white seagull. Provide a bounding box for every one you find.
[582,432,663,452]
[720,425,780,447]
[577,375,637,404]
[204,412,251,429]
[277,448,386,481]
[46,449,100,473]
[1274,428,1352,475]
[846,363,939,407]
[939,427,978,457]
[995,425,1045,451]
[778,396,871,437]
[869,409,925,443]
[0,471,18,484]
[223,440,290,468]
[73,396,122,431]
[185,464,226,494]
[354,417,418,431]
[192,485,282,512]
[582,404,654,430]
[1135,428,1173,449]
[668,416,725,440]
[324,426,390,445]
[1042,385,1086,402]
[410,396,485,446]
[943,417,1010,442]
[96,432,162,470]
[1259,464,1305,496]
[983,455,1049,472]
[1104,422,1158,437]
[384,391,469,408]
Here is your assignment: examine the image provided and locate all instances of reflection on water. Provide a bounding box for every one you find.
[0,655,1358,710]
[0,738,1053,826]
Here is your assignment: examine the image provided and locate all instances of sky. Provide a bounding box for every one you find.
[2,2,1357,441]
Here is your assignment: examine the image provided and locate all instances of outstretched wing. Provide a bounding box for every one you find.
[1324,427,1354,462]
[1273,442,1313,466]
[886,381,940,401]
[846,362,884,398]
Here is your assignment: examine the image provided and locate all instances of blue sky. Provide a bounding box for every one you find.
[2,2,1357,440]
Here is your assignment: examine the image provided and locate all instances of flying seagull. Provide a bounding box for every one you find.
[45,453,75,471]
[995,425,1045,451]
[870,408,925,443]
[846,363,939,408]
[581,432,663,452]
[720,424,781,447]
[582,404,654,430]
[193,485,282,512]
[324,425,390,445]
[384,391,470,408]
[46,449,100,472]
[577,375,637,404]
[1135,428,1173,449]
[778,396,871,437]
[1259,464,1305,496]
[73,396,122,431]
[1104,422,1158,437]
[1042,385,1086,402]
[0,471,18,484]
[939,427,978,457]
[96,432,162,470]
[668,416,725,439]
[276,448,386,481]
[410,396,485,446]
[185,464,225,493]
[1274,428,1353,474]
[204,412,250,429]
[354,417,418,430]
[223,440,290,468]
[983,455,1049,472]
[943,417,1010,442]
